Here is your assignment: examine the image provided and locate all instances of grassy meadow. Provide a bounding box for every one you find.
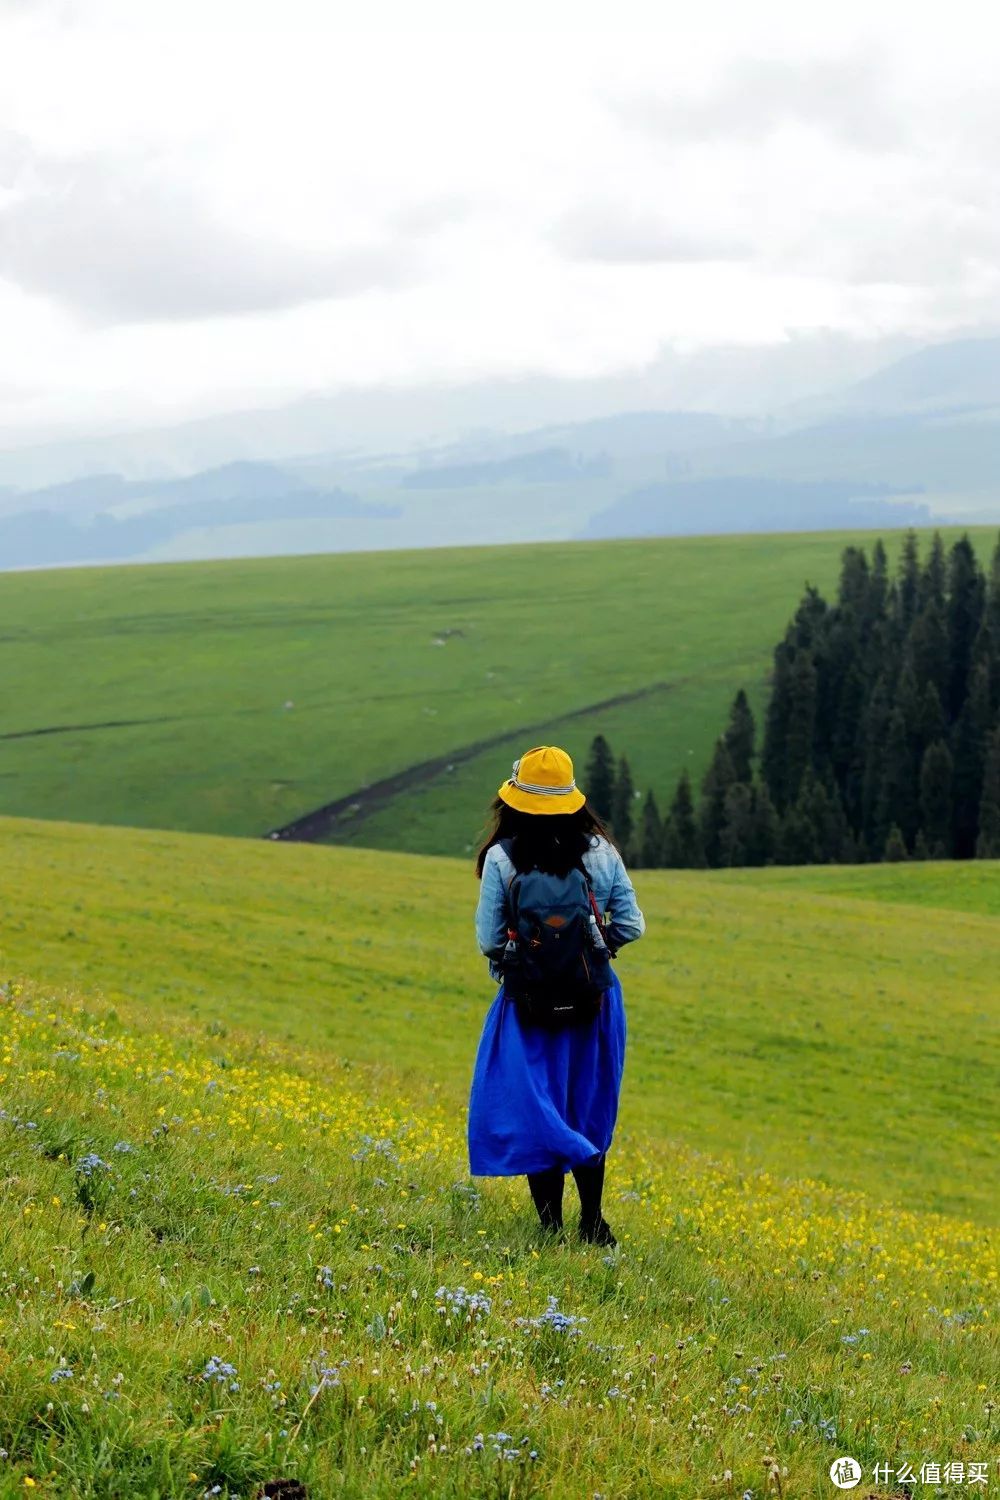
[2,526,999,1495]
[0,816,997,1497]
[2,526,997,856]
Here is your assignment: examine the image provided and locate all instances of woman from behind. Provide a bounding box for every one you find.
[468,744,646,1244]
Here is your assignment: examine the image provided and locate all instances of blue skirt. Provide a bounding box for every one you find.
[467,970,627,1176]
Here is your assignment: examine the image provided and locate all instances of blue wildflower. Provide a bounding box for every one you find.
[516,1295,586,1335]
[201,1355,240,1392]
[435,1285,492,1317]
[75,1152,111,1177]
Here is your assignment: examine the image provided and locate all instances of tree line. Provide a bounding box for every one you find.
[585,530,1000,867]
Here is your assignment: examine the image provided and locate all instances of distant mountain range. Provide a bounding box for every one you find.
[787,335,1000,420]
[581,478,930,539]
[0,336,997,569]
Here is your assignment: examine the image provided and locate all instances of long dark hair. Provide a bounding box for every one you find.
[474,795,619,879]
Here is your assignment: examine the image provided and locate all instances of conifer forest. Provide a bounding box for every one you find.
[589,530,1000,868]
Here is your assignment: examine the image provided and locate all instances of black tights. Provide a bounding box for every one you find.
[526,1153,608,1233]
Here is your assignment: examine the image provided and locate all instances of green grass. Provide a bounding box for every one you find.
[2,526,996,855]
[2,815,997,1226]
[715,860,1000,918]
[0,816,997,1497]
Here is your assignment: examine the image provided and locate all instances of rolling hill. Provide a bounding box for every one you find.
[0,815,996,1495]
[2,815,996,1222]
[2,527,997,855]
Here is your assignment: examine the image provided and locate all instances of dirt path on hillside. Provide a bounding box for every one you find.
[0,715,182,741]
[264,680,675,843]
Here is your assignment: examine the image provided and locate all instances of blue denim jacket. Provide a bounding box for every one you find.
[474,833,646,982]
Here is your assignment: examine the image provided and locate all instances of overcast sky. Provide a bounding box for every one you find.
[1,0,999,439]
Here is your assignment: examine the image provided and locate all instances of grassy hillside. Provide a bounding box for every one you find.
[2,816,997,1225]
[715,861,1000,918]
[2,526,996,855]
[0,817,997,1497]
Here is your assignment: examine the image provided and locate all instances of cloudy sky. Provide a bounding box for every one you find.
[1,0,999,439]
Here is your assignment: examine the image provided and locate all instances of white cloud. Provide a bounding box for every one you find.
[552,203,752,265]
[0,0,998,435]
[0,139,422,322]
[614,50,907,151]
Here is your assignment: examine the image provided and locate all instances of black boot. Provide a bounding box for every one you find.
[526,1166,565,1233]
[572,1155,617,1246]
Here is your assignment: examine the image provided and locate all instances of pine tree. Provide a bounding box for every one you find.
[747,781,779,866]
[884,578,901,643]
[976,726,1000,859]
[718,782,754,867]
[972,617,1000,720]
[946,534,985,720]
[883,824,908,862]
[761,637,794,810]
[776,796,820,866]
[783,649,817,807]
[894,660,924,793]
[838,545,870,613]
[869,538,889,622]
[915,681,946,752]
[861,675,891,843]
[761,589,826,810]
[875,706,919,853]
[662,771,703,868]
[793,769,851,863]
[951,661,992,857]
[819,775,852,862]
[894,659,921,734]
[611,755,635,851]
[831,661,866,828]
[897,529,920,629]
[638,790,663,868]
[919,740,953,858]
[905,599,950,712]
[723,689,756,784]
[983,533,1000,711]
[584,735,616,823]
[987,532,1000,637]
[699,741,737,868]
[790,584,829,651]
[921,530,947,609]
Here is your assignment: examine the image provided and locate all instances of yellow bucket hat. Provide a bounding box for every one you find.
[497,744,586,815]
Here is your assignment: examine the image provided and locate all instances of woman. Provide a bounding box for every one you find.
[468,744,646,1245]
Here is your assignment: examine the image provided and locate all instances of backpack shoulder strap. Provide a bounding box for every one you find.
[574,846,606,926]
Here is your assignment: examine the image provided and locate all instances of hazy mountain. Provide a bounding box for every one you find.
[0,466,399,569]
[0,335,913,490]
[399,447,609,488]
[0,335,997,570]
[582,477,931,540]
[786,335,1000,422]
[0,473,130,517]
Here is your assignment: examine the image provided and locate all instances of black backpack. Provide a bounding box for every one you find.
[496,836,614,1028]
